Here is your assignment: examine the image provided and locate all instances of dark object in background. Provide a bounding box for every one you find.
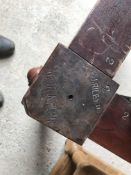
[0,35,15,58]
[0,36,15,108]
[0,92,4,108]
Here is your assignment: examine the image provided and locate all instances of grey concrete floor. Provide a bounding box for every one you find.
[0,0,131,174]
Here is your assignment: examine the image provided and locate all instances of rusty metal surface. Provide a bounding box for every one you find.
[22,0,131,160]
[70,0,131,77]
[22,44,118,144]
[90,94,131,162]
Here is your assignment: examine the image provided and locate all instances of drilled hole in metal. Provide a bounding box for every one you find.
[68,95,73,100]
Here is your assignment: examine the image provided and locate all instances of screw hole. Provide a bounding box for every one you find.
[68,95,73,100]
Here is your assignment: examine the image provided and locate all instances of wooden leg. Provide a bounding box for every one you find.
[50,139,125,175]
[49,153,76,175]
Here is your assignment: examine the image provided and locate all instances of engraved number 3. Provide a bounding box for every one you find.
[106,57,115,65]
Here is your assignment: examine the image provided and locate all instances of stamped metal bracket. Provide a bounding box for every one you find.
[22,44,118,144]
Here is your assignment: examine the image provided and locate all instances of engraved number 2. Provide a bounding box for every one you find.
[122,112,129,120]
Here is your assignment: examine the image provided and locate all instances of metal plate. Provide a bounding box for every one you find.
[70,0,131,77]
[22,44,118,144]
[90,94,131,162]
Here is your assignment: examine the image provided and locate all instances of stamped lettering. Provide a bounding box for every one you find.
[90,72,101,114]
[44,72,58,119]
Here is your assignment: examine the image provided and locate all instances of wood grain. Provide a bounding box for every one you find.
[50,139,125,175]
